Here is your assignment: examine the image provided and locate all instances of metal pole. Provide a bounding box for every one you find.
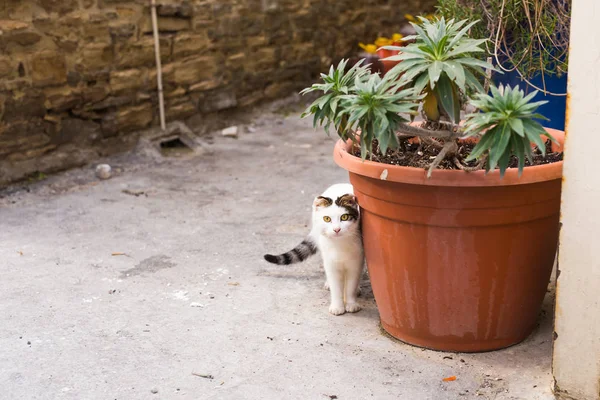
[150,0,166,131]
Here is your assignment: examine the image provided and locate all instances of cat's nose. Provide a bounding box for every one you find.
[333,228,341,233]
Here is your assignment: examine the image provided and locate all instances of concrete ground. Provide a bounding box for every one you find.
[0,102,555,400]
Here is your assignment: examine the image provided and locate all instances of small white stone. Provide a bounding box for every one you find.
[221,126,238,138]
[95,164,112,180]
[380,169,388,180]
[190,302,205,308]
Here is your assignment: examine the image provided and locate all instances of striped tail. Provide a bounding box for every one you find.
[264,237,317,265]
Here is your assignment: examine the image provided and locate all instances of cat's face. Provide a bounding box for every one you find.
[313,194,359,238]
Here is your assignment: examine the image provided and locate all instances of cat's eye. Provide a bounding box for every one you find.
[341,214,350,221]
[323,216,331,222]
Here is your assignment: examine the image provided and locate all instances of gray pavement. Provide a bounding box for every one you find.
[0,103,555,400]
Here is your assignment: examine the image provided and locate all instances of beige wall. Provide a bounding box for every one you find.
[553,0,600,398]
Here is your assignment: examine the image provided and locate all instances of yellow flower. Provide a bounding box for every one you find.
[374,37,392,47]
[404,13,416,22]
[359,42,377,54]
[392,33,403,42]
[426,13,436,21]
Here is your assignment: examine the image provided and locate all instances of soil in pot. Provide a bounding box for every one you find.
[351,137,563,170]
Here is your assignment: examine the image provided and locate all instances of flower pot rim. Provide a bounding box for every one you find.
[333,127,564,187]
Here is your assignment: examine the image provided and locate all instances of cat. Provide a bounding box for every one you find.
[264,183,364,316]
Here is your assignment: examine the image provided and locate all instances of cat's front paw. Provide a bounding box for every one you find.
[329,304,346,316]
[345,302,362,313]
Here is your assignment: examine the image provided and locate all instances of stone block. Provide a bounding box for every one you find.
[115,6,139,20]
[66,71,81,87]
[288,43,314,61]
[39,0,79,15]
[165,87,186,99]
[252,47,278,70]
[165,98,196,120]
[6,144,57,162]
[164,56,219,86]
[237,16,263,37]
[82,85,110,104]
[157,3,193,18]
[2,30,42,47]
[0,20,29,32]
[97,0,127,7]
[32,15,81,50]
[109,23,136,39]
[56,118,101,144]
[246,36,266,48]
[264,13,292,44]
[0,120,50,152]
[212,16,244,39]
[79,43,114,72]
[189,78,222,92]
[43,86,82,112]
[172,33,211,58]
[89,95,135,111]
[115,103,154,132]
[226,52,244,65]
[83,21,112,43]
[0,94,5,121]
[0,57,12,78]
[0,78,30,92]
[110,68,147,93]
[115,36,170,69]
[2,90,46,122]
[140,15,191,33]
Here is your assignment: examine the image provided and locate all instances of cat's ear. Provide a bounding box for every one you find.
[314,196,333,208]
[335,194,358,208]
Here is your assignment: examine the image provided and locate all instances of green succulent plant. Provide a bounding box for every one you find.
[383,17,496,123]
[300,16,556,178]
[464,84,555,176]
[300,59,370,137]
[339,74,421,159]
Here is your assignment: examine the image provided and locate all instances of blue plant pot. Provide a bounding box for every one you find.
[494,70,568,130]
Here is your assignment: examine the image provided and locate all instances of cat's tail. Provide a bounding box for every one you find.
[263,237,317,265]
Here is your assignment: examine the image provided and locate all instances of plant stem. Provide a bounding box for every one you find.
[453,154,487,171]
[427,140,458,178]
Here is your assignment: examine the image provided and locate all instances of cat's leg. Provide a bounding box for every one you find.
[344,261,363,313]
[321,262,329,290]
[324,261,345,316]
[356,264,366,297]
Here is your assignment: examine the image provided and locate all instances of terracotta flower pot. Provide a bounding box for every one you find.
[333,129,564,352]
[376,48,401,75]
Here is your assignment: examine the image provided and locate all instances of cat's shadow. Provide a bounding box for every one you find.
[258,264,374,301]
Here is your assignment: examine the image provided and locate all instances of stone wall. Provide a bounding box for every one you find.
[0,0,434,185]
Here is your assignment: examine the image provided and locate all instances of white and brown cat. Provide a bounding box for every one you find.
[264,183,364,315]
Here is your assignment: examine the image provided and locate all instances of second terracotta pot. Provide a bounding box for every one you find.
[334,129,564,352]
